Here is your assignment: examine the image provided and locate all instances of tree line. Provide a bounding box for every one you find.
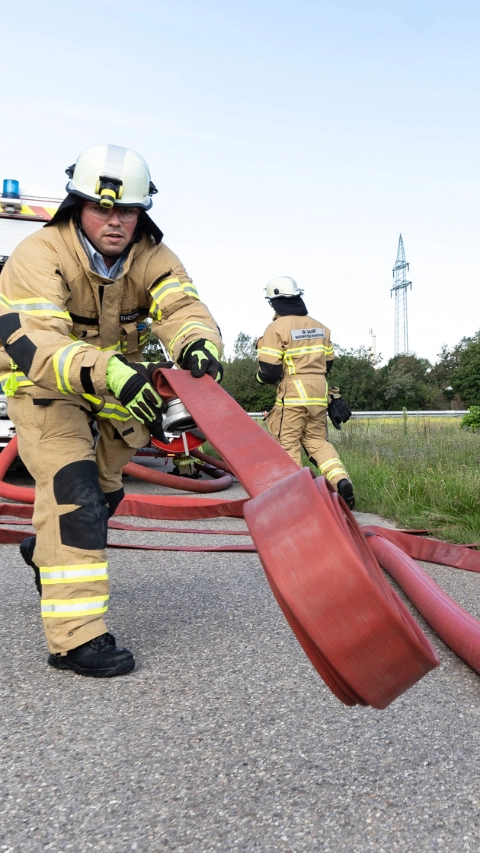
[218,330,480,412]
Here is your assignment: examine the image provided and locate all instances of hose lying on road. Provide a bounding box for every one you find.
[0,371,479,710]
[0,434,245,516]
[152,369,444,710]
[365,532,480,675]
[122,458,233,493]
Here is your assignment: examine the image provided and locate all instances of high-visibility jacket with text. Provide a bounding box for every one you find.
[256,313,334,408]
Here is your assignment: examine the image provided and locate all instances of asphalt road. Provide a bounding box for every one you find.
[1,461,479,853]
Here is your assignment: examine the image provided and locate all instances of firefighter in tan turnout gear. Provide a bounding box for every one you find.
[256,276,355,508]
[0,144,223,677]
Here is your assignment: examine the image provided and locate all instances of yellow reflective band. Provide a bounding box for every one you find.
[287,345,330,356]
[168,322,218,357]
[0,371,34,395]
[318,459,348,481]
[149,304,162,322]
[268,343,335,375]
[324,467,348,481]
[0,294,70,320]
[293,380,308,400]
[53,341,93,394]
[81,393,103,407]
[151,277,199,305]
[81,395,130,420]
[80,393,130,421]
[94,341,126,353]
[183,284,200,298]
[149,279,199,322]
[40,563,108,584]
[319,458,342,471]
[96,401,131,421]
[69,333,123,354]
[257,346,283,360]
[283,344,331,374]
[41,595,109,618]
[275,396,328,407]
[150,277,182,302]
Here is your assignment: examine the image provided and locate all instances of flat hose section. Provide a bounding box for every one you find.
[152,370,441,710]
[2,370,480,708]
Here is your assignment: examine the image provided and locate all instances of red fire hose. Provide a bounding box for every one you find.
[0,437,34,503]
[363,525,480,573]
[366,533,480,674]
[150,369,442,709]
[0,431,242,513]
[1,369,479,709]
[122,458,233,493]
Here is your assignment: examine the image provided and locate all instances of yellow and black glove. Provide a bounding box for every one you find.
[105,357,166,440]
[181,340,223,381]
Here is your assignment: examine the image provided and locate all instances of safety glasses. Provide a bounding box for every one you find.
[83,203,140,222]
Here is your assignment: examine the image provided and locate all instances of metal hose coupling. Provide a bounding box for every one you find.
[161,398,197,436]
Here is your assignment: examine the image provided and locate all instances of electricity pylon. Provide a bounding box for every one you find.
[391,234,412,355]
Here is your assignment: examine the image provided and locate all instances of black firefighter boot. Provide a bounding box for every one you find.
[337,479,355,510]
[48,633,135,678]
[19,536,41,595]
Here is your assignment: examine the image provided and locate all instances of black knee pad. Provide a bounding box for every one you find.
[53,460,109,550]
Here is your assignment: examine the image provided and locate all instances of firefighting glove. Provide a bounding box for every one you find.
[127,361,174,442]
[146,415,168,444]
[105,357,164,425]
[181,340,223,381]
[327,388,352,431]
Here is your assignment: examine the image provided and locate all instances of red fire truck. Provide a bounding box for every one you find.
[0,179,61,447]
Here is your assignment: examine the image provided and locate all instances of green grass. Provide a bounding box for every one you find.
[203,417,480,544]
[310,417,480,543]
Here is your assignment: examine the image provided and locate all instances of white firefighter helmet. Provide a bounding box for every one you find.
[65,144,157,209]
[265,276,304,299]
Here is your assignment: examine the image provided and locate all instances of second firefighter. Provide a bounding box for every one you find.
[255,276,355,509]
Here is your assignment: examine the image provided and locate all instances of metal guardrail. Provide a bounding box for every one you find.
[344,410,467,419]
[248,411,468,419]
[0,410,469,453]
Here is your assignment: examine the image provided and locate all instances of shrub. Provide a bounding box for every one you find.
[460,406,480,432]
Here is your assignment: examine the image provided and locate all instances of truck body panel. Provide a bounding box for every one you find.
[0,185,61,443]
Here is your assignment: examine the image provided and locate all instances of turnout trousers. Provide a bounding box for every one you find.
[9,394,149,655]
[266,404,350,487]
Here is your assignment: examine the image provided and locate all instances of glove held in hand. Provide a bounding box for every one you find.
[328,396,352,430]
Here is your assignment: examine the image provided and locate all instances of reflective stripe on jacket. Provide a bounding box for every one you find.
[0,217,222,413]
[257,313,334,407]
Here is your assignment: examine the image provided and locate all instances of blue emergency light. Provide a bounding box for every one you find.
[2,179,20,199]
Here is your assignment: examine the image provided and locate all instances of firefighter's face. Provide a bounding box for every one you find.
[80,202,140,256]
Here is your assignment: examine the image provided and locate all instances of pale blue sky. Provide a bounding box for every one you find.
[2,0,479,363]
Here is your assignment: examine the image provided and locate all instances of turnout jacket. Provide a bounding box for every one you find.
[0,218,222,417]
[256,313,334,408]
